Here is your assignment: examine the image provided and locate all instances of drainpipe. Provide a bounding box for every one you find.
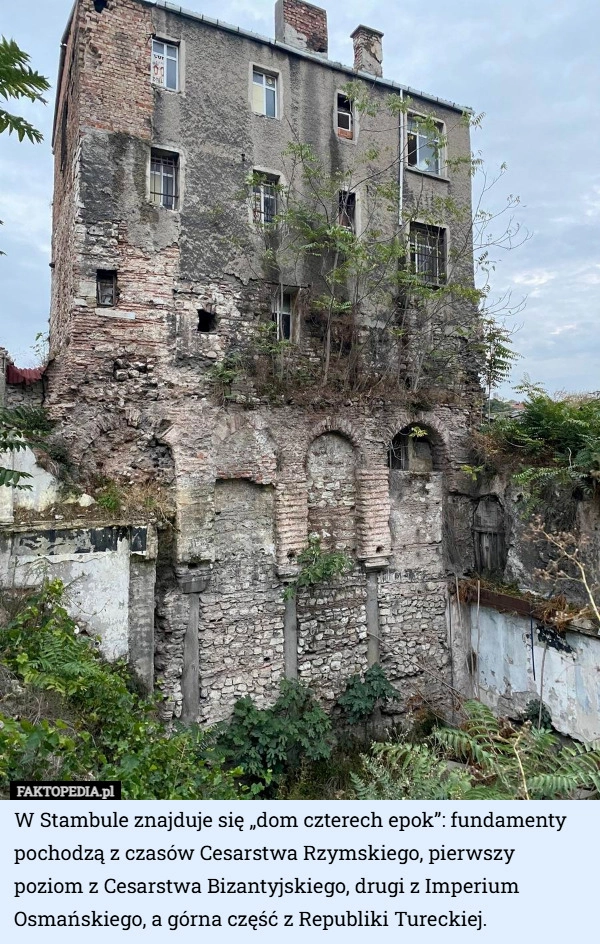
[398,89,404,229]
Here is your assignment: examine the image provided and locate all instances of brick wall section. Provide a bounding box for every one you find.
[351,26,383,77]
[78,0,153,138]
[275,0,328,54]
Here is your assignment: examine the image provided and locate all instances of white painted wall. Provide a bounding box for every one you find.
[467,606,600,743]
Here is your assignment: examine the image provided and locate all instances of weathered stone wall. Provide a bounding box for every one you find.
[45,0,483,725]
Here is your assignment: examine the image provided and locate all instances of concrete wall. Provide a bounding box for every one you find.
[450,601,600,743]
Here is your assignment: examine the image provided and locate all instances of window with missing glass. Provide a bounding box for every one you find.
[151,39,178,91]
[150,150,179,209]
[272,291,294,341]
[336,94,353,139]
[409,223,446,285]
[252,69,277,118]
[407,114,443,175]
[96,270,117,307]
[338,191,356,231]
[253,174,278,224]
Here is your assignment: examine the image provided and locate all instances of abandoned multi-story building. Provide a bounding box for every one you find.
[10,0,578,732]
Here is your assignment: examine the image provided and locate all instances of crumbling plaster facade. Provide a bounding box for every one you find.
[44,0,484,725]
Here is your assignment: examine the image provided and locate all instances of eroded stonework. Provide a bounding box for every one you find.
[44,0,484,724]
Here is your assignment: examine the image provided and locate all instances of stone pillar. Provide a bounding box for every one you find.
[180,571,210,724]
[284,593,298,679]
[366,570,381,666]
[128,558,156,693]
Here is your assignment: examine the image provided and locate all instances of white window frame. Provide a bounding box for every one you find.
[150,149,179,210]
[252,68,278,118]
[407,113,445,176]
[336,93,354,138]
[272,290,295,341]
[151,38,179,91]
[409,222,446,285]
[253,173,279,225]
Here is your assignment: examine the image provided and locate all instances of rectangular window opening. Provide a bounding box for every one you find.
[407,115,443,175]
[198,309,217,333]
[338,191,356,232]
[272,290,294,341]
[252,69,278,118]
[337,94,353,139]
[409,223,446,285]
[150,149,179,209]
[97,270,117,307]
[151,39,179,91]
[253,173,279,224]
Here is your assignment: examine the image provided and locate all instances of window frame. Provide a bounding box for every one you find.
[96,270,118,308]
[409,222,446,286]
[272,289,296,342]
[149,148,180,210]
[406,112,445,177]
[251,67,279,119]
[336,93,354,140]
[151,38,179,92]
[252,172,279,225]
[338,190,357,232]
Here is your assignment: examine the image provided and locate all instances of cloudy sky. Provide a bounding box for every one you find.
[1,0,599,394]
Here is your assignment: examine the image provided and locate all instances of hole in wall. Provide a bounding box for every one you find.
[375,545,383,553]
[198,309,217,332]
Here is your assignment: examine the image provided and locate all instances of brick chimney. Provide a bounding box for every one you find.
[275,0,328,56]
[351,25,384,77]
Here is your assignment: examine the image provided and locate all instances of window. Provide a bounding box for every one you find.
[338,191,356,232]
[252,69,277,118]
[272,291,294,341]
[150,150,179,209]
[151,39,178,91]
[96,270,117,307]
[253,174,278,224]
[198,309,217,332]
[337,94,353,139]
[409,223,445,284]
[407,115,443,175]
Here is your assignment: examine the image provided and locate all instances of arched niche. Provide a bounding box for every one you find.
[388,423,445,474]
[307,432,357,554]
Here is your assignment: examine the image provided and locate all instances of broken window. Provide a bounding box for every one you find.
[253,173,278,224]
[337,94,353,139]
[252,69,277,118]
[407,114,443,175]
[96,270,117,307]
[151,39,178,91]
[198,308,217,332]
[389,426,434,473]
[150,149,179,209]
[409,223,446,285]
[272,291,294,341]
[473,497,506,575]
[338,191,356,232]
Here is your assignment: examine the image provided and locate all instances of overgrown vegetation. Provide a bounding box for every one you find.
[478,382,600,503]
[0,581,242,799]
[283,536,352,600]
[219,89,522,407]
[352,700,600,800]
[216,680,332,794]
[2,584,598,800]
[0,404,52,488]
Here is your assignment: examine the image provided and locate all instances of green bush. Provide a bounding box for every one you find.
[337,663,400,726]
[217,680,332,790]
[0,580,242,799]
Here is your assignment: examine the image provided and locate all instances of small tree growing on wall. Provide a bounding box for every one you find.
[230,87,523,403]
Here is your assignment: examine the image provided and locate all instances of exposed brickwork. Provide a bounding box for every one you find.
[45,0,480,726]
[275,0,328,55]
[351,26,384,77]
